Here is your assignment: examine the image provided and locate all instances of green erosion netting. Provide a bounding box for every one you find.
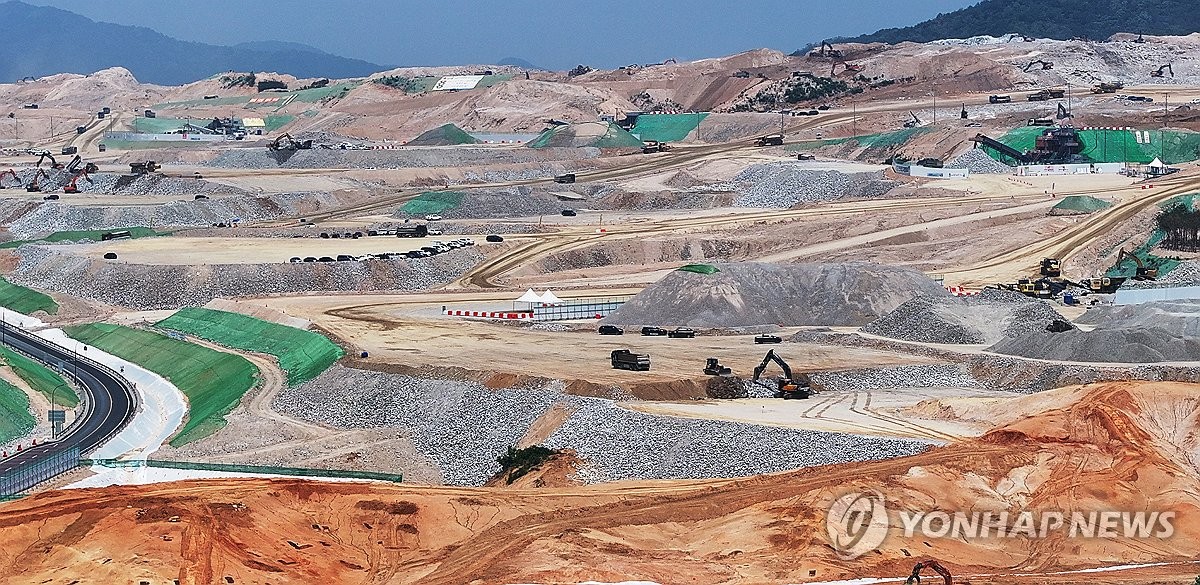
[157,308,343,387]
[264,114,295,131]
[0,377,32,444]
[408,124,481,146]
[986,128,1200,165]
[129,117,194,133]
[631,113,708,142]
[0,346,77,407]
[64,323,257,446]
[0,227,162,249]
[677,264,720,275]
[0,278,57,315]
[527,122,645,149]
[1051,195,1113,214]
[400,191,466,215]
[1105,194,1196,278]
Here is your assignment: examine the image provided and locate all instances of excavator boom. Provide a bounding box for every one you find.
[905,560,952,585]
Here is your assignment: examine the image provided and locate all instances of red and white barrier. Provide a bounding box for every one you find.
[945,285,979,297]
[443,309,533,321]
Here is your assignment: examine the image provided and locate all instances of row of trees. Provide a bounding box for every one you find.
[1157,204,1200,251]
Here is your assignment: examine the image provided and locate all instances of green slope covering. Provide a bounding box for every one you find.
[0,377,32,445]
[631,113,708,142]
[408,124,482,146]
[984,128,1200,165]
[1051,195,1113,215]
[156,308,343,387]
[0,346,77,407]
[0,227,162,249]
[64,324,257,446]
[677,264,720,275]
[400,191,465,215]
[0,278,57,315]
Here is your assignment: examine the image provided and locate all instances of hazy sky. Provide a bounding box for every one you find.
[25,0,981,69]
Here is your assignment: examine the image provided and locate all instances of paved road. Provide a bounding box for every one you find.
[0,323,136,479]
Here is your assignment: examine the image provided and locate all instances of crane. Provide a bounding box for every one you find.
[905,560,952,585]
[750,350,810,399]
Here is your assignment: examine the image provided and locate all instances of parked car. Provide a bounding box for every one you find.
[598,325,624,335]
[318,256,335,262]
[486,234,504,243]
[103,252,117,260]
[561,209,577,216]
[754,334,783,344]
[667,327,695,338]
[425,214,442,221]
[428,228,443,236]
[640,326,668,336]
[303,257,317,262]
[336,254,354,262]
[289,257,302,263]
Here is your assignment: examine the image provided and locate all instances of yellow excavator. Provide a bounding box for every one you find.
[1114,248,1158,280]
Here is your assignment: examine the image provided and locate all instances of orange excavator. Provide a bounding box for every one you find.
[0,169,18,189]
[906,559,952,585]
[25,168,49,192]
[63,171,92,194]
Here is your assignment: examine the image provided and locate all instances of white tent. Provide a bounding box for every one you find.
[539,290,563,305]
[516,289,541,303]
[1150,157,1165,169]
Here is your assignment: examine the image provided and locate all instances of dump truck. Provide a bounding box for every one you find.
[128,161,159,174]
[1040,257,1061,277]
[988,94,1012,104]
[553,173,576,184]
[755,134,784,147]
[1092,82,1124,93]
[611,349,650,371]
[642,140,672,154]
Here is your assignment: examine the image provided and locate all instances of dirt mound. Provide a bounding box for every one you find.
[604,262,948,328]
[863,289,1067,344]
[3,381,1198,584]
[406,123,481,146]
[991,299,1200,362]
[526,121,643,149]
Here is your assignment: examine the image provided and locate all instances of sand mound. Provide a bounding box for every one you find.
[527,122,643,149]
[3,381,1198,584]
[1050,195,1113,216]
[604,262,947,328]
[863,288,1067,344]
[406,123,481,146]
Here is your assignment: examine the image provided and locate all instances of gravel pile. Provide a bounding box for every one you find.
[732,164,898,208]
[810,364,982,391]
[69,174,248,197]
[1075,300,1200,337]
[946,149,1014,174]
[988,326,1200,363]
[605,262,948,328]
[1123,261,1200,289]
[10,245,484,309]
[862,291,1067,345]
[207,147,597,170]
[275,366,930,485]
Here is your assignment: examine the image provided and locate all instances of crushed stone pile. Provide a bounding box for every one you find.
[732,164,898,208]
[276,366,929,486]
[10,245,484,310]
[604,262,948,328]
[1075,299,1200,338]
[206,146,597,170]
[862,288,1068,345]
[406,123,481,146]
[946,148,1015,174]
[1122,261,1200,289]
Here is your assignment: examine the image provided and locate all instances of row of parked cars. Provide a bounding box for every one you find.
[598,325,784,344]
[287,238,474,264]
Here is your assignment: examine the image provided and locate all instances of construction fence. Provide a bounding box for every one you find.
[0,447,80,497]
[531,296,631,321]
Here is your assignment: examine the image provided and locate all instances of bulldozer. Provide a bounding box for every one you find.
[267,133,313,151]
[905,559,952,585]
[751,350,811,399]
[1114,248,1158,280]
[703,357,732,376]
[1023,59,1054,72]
[1151,63,1174,78]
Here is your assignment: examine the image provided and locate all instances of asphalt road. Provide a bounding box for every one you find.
[0,323,136,480]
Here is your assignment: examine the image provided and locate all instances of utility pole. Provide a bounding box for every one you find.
[852,95,857,139]
[1067,83,1072,124]
[1163,93,1169,162]
[932,91,937,124]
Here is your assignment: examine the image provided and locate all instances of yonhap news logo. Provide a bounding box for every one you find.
[825,491,1177,559]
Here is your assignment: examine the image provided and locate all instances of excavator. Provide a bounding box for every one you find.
[25,169,48,192]
[267,133,313,151]
[903,112,922,128]
[1151,63,1174,78]
[905,559,952,585]
[1114,248,1158,280]
[813,41,843,58]
[830,61,864,76]
[0,169,18,189]
[28,150,64,169]
[1056,102,1073,120]
[1023,59,1054,72]
[63,154,97,175]
[751,350,811,399]
[62,171,93,194]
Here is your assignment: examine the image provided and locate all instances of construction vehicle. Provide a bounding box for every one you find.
[905,559,952,585]
[914,157,942,168]
[76,125,87,135]
[1114,248,1158,280]
[1023,59,1054,72]
[1027,118,1054,126]
[144,109,156,118]
[1056,102,1073,120]
[553,173,576,184]
[1092,81,1124,93]
[751,350,811,399]
[1040,257,1062,277]
[642,140,672,154]
[267,133,313,151]
[100,230,132,241]
[25,169,48,192]
[754,334,782,344]
[796,153,815,161]
[812,41,843,58]
[1027,89,1065,101]
[988,94,1012,104]
[972,126,1082,165]
[755,134,785,147]
[903,112,921,128]
[0,169,18,189]
[62,171,92,194]
[703,357,732,376]
[29,150,63,169]
[667,327,695,338]
[1067,276,1127,294]
[830,61,865,76]
[1134,33,1146,43]
[129,161,160,174]
[960,104,968,119]
[611,349,651,371]
[1151,63,1174,78]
